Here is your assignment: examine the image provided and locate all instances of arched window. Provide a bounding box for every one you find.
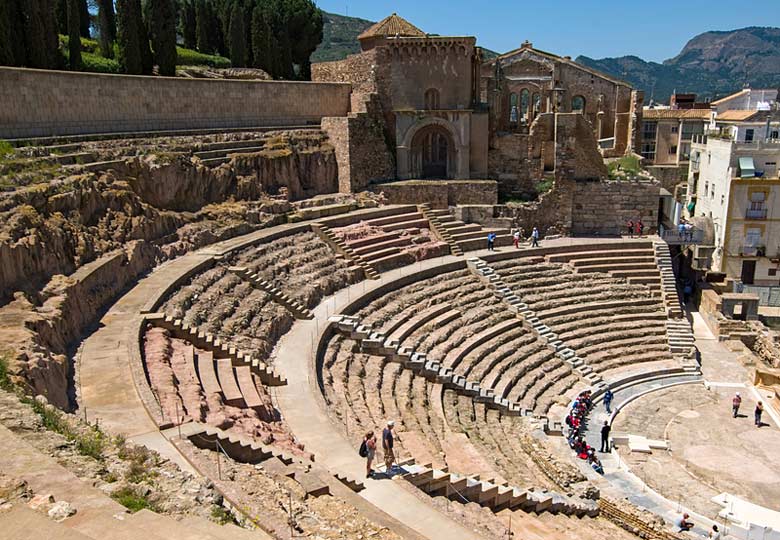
[509,93,518,123]
[424,88,440,110]
[520,89,530,119]
[571,95,586,112]
[532,93,541,115]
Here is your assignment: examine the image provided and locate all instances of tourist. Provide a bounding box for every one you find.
[531,227,540,247]
[684,222,693,242]
[755,401,764,427]
[600,420,611,452]
[627,219,634,238]
[589,453,604,475]
[637,219,644,236]
[732,392,742,418]
[513,229,521,249]
[382,420,396,472]
[361,431,377,478]
[604,388,614,413]
[676,513,694,532]
[487,232,496,251]
[709,524,722,539]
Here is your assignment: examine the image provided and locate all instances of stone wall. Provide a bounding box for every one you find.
[570,179,659,235]
[312,49,381,113]
[371,180,498,208]
[646,164,687,193]
[0,67,352,138]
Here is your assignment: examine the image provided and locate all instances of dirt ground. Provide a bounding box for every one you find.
[613,384,780,516]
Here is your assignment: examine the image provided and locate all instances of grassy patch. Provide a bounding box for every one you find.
[176,47,231,68]
[23,394,106,460]
[607,155,642,179]
[0,140,14,160]
[112,486,159,513]
[535,177,554,194]
[211,505,237,525]
[0,353,13,391]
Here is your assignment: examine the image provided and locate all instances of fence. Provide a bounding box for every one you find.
[742,285,780,307]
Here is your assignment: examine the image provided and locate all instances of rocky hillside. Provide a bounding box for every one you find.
[577,26,780,103]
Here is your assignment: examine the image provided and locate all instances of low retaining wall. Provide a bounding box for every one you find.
[0,67,351,138]
[371,180,498,209]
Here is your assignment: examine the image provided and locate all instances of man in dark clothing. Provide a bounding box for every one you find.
[603,388,614,413]
[600,421,611,452]
[382,420,395,471]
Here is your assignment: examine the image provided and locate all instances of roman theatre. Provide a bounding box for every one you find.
[0,13,778,540]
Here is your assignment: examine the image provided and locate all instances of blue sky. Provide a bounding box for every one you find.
[315,0,780,62]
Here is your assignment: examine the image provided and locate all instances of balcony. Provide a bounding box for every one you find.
[662,227,704,245]
[741,245,766,257]
[746,208,768,220]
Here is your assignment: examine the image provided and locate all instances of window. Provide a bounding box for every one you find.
[571,95,586,112]
[424,88,440,110]
[520,89,530,119]
[532,92,541,114]
[642,121,657,141]
[772,130,779,140]
[769,268,777,276]
[745,129,755,142]
[509,93,518,123]
[640,142,656,160]
[669,145,678,155]
[671,125,679,134]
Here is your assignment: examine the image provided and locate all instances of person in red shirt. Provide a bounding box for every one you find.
[732,392,742,418]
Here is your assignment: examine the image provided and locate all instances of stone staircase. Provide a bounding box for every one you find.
[427,209,512,252]
[311,223,380,279]
[468,258,605,390]
[418,203,463,256]
[598,498,687,540]
[666,319,696,356]
[327,314,562,433]
[653,241,684,318]
[146,314,286,386]
[186,424,366,494]
[387,460,598,517]
[228,266,314,319]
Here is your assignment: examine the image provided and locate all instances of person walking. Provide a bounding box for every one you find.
[638,219,645,237]
[487,232,496,251]
[732,392,742,417]
[382,420,396,472]
[361,431,377,478]
[600,420,611,452]
[513,229,521,249]
[531,227,540,247]
[603,388,614,414]
[627,219,634,238]
[709,524,722,539]
[755,401,764,427]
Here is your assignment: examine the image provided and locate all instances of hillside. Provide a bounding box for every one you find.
[312,12,374,62]
[577,27,780,103]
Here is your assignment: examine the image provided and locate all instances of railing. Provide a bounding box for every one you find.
[743,285,780,307]
[662,227,704,245]
[746,208,768,219]
[741,245,766,257]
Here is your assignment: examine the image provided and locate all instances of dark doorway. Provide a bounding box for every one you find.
[412,125,453,179]
[741,260,756,285]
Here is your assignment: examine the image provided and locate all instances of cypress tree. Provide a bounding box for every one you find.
[78,0,90,37]
[5,0,28,66]
[67,0,82,69]
[250,4,271,74]
[138,4,154,74]
[97,0,117,57]
[23,0,61,69]
[195,0,210,53]
[56,0,68,34]
[228,1,245,67]
[180,0,196,50]
[149,0,177,75]
[0,1,15,66]
[116,0,143,73]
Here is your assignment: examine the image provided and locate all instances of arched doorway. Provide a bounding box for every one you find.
[411,125,453,179]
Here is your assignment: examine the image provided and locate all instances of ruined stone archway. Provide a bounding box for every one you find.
[410,124,454,178]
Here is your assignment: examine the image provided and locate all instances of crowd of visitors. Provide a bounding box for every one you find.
[564,390,604,474]
[626,219,645,238]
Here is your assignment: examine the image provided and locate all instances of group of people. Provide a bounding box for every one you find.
[359,420,397,478]
[564,391,605,474]
[502,227,540,250]
[626,219,645,238]
[677,220,695,241]
[731,392,765,427]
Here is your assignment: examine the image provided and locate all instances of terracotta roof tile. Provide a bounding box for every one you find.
[642,109,712,120]
[358,13,425,40]
[715,110,760,121]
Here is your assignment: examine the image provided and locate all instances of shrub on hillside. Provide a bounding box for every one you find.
[176,46,231,68]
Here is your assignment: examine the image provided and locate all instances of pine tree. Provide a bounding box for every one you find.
[180,0,196,50]
[149,0,177,75]
[228,1,245,67]
[97,0,117,57]
[116,0,143,73]
[195,0,210,53]
[78,0,90,37]
[286,0,322,80]
[67,0,82,69]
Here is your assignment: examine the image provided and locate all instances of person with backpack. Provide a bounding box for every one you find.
[359,431,377,478]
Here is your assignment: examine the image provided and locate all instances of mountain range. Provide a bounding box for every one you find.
[313,14,780,104]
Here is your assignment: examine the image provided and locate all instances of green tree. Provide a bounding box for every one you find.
[0,1,16,65]
[56,0,68,34]
[78,0,90,37]
[149,0,177,75]
[116,0,143,73]
[67,0,82,69]
[195,0,210,53]
[138,6,153,74]
[97,0,117,57]
[228,1,245,67]
[285,0,322,80]
[180,0,196,49]
[250,3,271,73]
[22,0,61,69]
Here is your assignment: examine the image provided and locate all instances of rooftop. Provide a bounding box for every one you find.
[715,110,762,122]
[643,109,711,120]
[358,13,426,40]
